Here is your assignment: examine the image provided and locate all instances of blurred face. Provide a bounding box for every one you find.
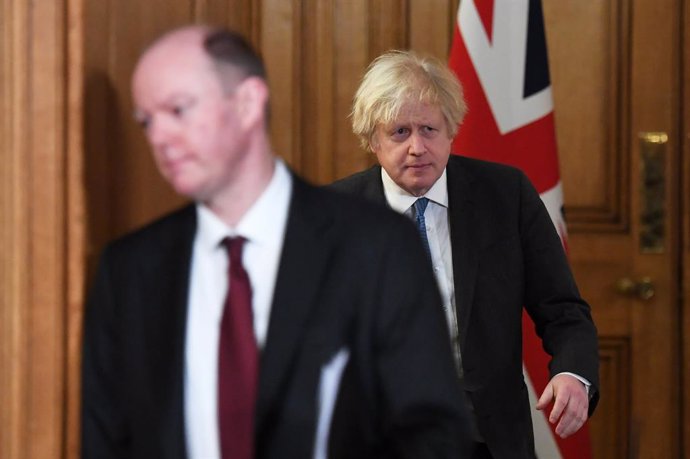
[131,36,250,203]
[371,101,452,196]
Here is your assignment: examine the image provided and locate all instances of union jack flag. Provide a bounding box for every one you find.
[449,1,592,457]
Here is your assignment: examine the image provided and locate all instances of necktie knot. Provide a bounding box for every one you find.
[414,197,430,217]
[223,237,246,270]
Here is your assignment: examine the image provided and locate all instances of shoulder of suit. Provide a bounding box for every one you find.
[447,154,527,187]
[328,165,381,192]
[295,173,413,232]
[105,203,196,255]
[448,154,522,175]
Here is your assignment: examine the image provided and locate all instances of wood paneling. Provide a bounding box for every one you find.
[194,0,261,40]
[683,3,690,457]
[544,0,630,232]
[589,337,631,459]
[2,1,689,458]
[0,4,29,458]
[81,0,462,229]
[0,0,83,458]
[65,3,86,457]
[558,0,681,456]
[409,0,456,56]
[332,0,372,179]
[300,0,336,181]
[262,0,300,167]
[367,0,408,58]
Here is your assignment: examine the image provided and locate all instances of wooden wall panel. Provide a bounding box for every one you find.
[262,0,300,167]
[543,0,630,231]
[84,0,192,251]
[0,0,83,458]
[18,2,689,459]
[628,0,681,451]
[409,0,456,57]
[561,0,680,455]
[331,0,372,180]
[300,0,336,181]
[0,3,30,458]
[367,0,407,57]
[65,3,86,457]
[195,0,261,41]
[682,1,690,457]
[589,338,631,459]
[82,0,461,238]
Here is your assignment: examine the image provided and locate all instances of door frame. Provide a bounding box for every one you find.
[682,1,690,455]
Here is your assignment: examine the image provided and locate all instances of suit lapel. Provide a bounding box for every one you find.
[446,157,479,349]
[256,177,337,431]
[141,205,196,459]
[356,165,389,207]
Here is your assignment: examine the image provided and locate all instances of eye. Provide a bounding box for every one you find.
[168,97,196,119]
[171,105,186,117]
[421,125,438,137]
[133,112,151,130]
[391,127,410,140]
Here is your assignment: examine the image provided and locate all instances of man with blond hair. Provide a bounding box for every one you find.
[81,28,473,459]
[332,50,599,459]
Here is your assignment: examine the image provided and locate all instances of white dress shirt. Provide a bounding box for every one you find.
[184,159,292,459]
[381,169,462,372]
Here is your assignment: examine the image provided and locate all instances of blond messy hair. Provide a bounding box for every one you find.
[351,50,467,151]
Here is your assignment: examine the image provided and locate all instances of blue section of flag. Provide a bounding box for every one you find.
[523,0,550,98]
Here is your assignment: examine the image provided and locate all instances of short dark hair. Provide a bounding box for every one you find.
[203,28,266,80]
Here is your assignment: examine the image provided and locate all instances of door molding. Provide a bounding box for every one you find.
[0,0,85,457]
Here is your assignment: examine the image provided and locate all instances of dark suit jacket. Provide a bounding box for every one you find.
[81,176,473,459]
[330,155,600,459]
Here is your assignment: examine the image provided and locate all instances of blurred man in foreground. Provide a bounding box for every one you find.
[81,26,473,459]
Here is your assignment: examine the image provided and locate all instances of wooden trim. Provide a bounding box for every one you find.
[65,0,86,457]
[0,0,82,457]
[566,0,632,234]
[1,1,31,457]
[299,0,336,182]
[682,0,690,455]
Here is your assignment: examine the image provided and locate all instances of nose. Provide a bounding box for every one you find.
[408,132,426,156]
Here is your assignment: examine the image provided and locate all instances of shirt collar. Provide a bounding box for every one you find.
[196,158,293,251]
[381,167,449,214]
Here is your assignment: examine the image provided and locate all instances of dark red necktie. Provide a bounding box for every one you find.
[218,237,258,459]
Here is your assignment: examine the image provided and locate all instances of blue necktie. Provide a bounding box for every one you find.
[413,198,432,260]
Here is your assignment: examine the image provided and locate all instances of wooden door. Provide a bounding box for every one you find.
[544,0,681,457]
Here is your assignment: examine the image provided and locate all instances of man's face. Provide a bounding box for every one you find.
[131,38,248,203]
[371,101,452,196]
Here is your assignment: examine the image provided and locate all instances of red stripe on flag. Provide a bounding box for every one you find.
[449,27,560,194]
[475,0,495,43]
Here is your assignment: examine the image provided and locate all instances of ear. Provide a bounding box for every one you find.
[233,77,269,129]
[368,131,381,153]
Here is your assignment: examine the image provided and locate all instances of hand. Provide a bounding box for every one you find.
[535,374,589,438]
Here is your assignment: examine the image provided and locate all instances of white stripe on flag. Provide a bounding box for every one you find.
[539,181,568,244]
[458,0,554,134]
